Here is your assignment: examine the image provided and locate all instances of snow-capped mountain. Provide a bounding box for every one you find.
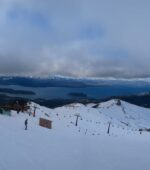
[0,100,150,170]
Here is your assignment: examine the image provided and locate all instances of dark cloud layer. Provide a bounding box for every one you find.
[0,0,150,78]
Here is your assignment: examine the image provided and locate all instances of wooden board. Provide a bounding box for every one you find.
[39,118,52,129]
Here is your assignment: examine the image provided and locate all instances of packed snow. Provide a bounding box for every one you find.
[0,99,150,170]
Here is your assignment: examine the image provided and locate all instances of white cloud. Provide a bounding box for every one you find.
[0,0,150,78]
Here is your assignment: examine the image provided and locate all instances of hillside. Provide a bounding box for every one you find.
[0,99,150,170]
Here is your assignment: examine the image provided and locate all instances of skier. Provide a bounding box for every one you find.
[25,119,28,130]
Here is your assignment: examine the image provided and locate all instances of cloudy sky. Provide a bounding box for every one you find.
[0,0,150,78]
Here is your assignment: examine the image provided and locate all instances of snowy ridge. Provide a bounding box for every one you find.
[48,99,150,135]
[6,99,150,135]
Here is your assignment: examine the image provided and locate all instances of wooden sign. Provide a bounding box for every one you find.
[39,118,52,129]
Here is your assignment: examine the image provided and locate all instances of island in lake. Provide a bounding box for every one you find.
[0,88,35,95]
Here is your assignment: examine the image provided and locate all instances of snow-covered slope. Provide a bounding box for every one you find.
[39,99,150,135]
[0,100,150,170]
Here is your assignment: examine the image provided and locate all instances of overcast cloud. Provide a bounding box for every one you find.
[0,0,150,78]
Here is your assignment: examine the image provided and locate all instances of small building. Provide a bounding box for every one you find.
[0,108,11,116]
[39,118,52,129]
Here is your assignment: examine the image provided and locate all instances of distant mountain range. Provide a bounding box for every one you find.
[0,76,85,87]
[0,75,150,87]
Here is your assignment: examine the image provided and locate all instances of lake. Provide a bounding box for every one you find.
[0,84,150,100]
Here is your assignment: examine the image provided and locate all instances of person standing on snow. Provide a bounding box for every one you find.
[25,119,28,130]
